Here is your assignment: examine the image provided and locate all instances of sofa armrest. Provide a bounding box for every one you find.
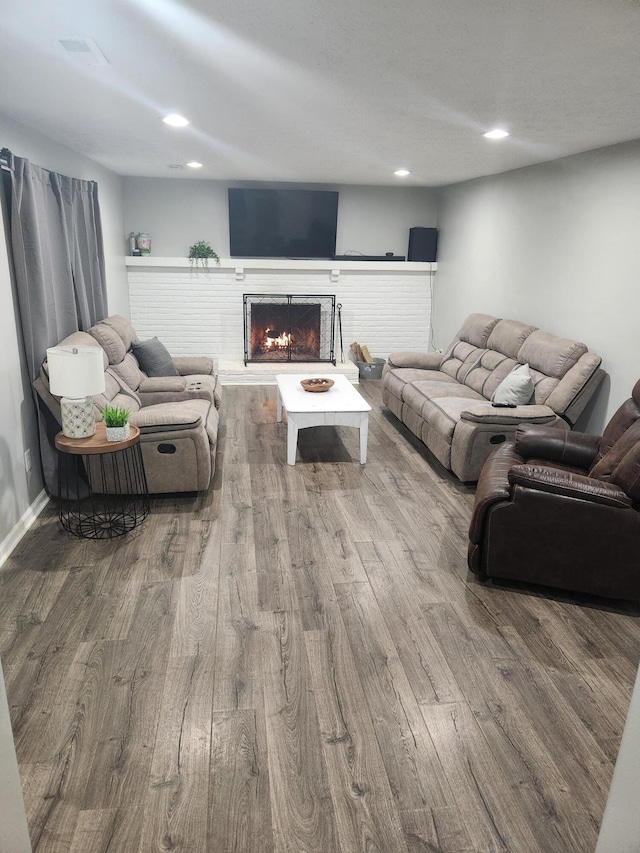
[460,403,557,425]
[173,355,214,376]
[469,442,524,544]
[514,423,601,468]
[387,350,443,370]
[138,376,187,394]
[129,405,203,433]
[508,465,632,508]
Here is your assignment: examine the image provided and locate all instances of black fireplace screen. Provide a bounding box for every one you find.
[243,294,336,364]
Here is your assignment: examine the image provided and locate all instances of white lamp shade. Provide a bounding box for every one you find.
[47,345,105,398]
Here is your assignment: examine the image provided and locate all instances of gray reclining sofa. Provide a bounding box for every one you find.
[382,313,604,482]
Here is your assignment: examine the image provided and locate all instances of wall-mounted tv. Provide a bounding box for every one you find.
[228,188,338,259]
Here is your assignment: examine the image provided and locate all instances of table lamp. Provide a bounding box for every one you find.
[46,345,105,438]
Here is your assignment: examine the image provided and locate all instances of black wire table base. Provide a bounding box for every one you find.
[57,441,149,539]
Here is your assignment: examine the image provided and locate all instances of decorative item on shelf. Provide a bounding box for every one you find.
[128,232,137,255]
[101,406,131,442]
[136,232,151,255]
[300,377,334,393]
[47,345,105,438]
[188,240,220,270]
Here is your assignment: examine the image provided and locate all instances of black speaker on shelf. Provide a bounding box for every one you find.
[407,227,438,262]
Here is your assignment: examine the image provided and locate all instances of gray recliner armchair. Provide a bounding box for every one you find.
[34,316,222,494]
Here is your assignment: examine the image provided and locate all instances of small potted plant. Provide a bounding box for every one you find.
[101,406,131,442]
[188,240,220,270]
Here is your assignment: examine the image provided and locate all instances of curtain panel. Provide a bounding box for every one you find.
[1,149,108,493]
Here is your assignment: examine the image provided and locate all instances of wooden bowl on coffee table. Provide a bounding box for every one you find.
[300,377,335,393]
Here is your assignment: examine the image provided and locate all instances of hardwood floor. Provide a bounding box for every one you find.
[2,381,640,852]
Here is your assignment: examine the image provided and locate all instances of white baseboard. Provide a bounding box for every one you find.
[0,490,50,569]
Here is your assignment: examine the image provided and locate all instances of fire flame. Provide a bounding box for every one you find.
[264,328,292,348]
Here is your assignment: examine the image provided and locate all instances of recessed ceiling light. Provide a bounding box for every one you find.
[394,169,410,177]
[186,161,203,169]
[163,114,189,128]
[483,129,509,140]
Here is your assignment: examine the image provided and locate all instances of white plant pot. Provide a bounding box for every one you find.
[105,424,130,442]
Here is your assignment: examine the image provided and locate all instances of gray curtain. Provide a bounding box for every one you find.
[1,149,108,493]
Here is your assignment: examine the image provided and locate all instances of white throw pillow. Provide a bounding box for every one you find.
[491,363,534,405]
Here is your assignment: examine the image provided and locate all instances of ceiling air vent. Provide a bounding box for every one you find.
[58,38,109,66]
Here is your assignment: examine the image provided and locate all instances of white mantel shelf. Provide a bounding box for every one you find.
[127,258,433,375]
[126,256,436,273]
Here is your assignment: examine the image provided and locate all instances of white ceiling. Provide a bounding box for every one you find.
[3,0,640,186]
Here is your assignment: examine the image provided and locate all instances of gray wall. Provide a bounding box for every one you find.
[123,178,438,258]
[435,138,640,432]
[0,114,126,547]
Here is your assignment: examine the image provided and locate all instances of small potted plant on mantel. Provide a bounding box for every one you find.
[101,406,131,442]
[188,240,221,270]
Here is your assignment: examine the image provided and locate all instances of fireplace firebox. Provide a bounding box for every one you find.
[243,294,336,364]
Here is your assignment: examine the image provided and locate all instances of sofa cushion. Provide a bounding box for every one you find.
[110,352,146,391]
[590,420,640,481]
[92,373,140,413]
[463,349,519,399]
[456,313,501,348]
[491,363,534,405]
[132,337,180,377]
[595,398,640,460]
[440,341,485,383]
[403,380,482,420]
[421,396,488,446]
[384,368,453,402]
[609,443,640,501]
[88,321,127,365]
[100,315,138,351]
[487,319,538,359]
[518,331,588,379]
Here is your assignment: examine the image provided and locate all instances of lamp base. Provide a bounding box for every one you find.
[60,396,96,438]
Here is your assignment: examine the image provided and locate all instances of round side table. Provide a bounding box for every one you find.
[55,422,150,539]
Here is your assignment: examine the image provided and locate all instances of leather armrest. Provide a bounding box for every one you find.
[173,356,214,376]
[460,403,556,425]
[508,464,632,508]
[387,350,443,370]
[138,376,187,393]
[515,423,601,468]
[468,442,525,543]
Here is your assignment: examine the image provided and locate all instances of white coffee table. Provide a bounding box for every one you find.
[276,373,372,465]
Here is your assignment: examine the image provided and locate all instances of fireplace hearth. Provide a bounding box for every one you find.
[243,294,336,364]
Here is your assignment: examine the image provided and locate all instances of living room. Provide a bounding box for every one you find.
[2,1,640,851]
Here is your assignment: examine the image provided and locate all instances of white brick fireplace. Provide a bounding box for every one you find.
[127,258,435,383]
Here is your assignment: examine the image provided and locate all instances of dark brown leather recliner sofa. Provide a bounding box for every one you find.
[468,379,640,601]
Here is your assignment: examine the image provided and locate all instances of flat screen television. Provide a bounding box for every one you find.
[228,188,338,259]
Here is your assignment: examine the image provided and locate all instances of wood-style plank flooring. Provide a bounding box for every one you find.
[2,381,640,852]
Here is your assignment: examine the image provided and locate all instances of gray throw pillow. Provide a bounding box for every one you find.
[491,363,534,405]
[132,337,180,376]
